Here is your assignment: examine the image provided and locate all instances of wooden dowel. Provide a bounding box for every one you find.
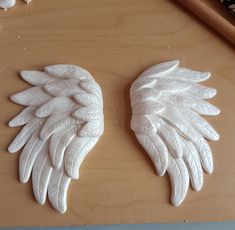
[175,0,235,46]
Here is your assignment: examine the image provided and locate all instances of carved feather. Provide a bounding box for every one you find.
[10,87,51,106]
[130,60,220,206]
[32,141,53,204]
[50,125,77,168]
[136,133,168,176]
[8,118,44,153]
[64,136,100,179]
[44,64,93,81]
[48,168,71,214]
[167,155,189,207]
[182,139,203,191]
[21,71,52,86]
[19,132,46,183]
[35,97,76,118]
[8,107,35,127]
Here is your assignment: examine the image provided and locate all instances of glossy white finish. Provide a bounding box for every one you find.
[130,60,220,206]
[0,0,31,9]
[9,64,104,213]
[0,0,15,9]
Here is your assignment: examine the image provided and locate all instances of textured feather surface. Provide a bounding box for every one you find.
[21,71,52,86]
[40,115,77,140]
[130,60,220,206]
[138,60,179,79]
[136,133,168,176]
[65,136,100,179]
[35,97,76,118]
[182,139,203,191]
[168,67,210,82]
[8,118,44,153]
[43,79,82,97]
[32,142,53,204]
[50,126,77,168]
[8,64,104,213]
[19,132,45,183]
[167,155,189,206]
[44,64,92,81]
[73,93,101,106]
[163,94,220,116]
[8,107,35,127]
[48,168,71,214]
[158,123,183,159]
[10,87,51,106]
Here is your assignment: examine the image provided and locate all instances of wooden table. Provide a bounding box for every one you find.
[0,0,235,227]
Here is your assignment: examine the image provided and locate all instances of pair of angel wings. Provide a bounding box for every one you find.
[0,0,30,9]
[8,64,104,213]
[130,60,220,206]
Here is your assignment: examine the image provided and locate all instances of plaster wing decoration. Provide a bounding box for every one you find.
[130,60,220,206]
[0,0,31,10]
[8,64,104,213]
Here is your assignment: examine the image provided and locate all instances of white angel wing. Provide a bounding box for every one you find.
[0,0,31,9]
[130,60,220,206]
[8,64,104,213]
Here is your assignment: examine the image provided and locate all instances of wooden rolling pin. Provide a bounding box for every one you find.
[175,0,235,46]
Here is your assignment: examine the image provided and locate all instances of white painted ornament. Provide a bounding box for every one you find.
[130,60,220,206]
[8,64,104,213]
[0,0,31,10]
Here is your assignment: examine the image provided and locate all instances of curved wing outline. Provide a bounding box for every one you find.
[130,60,220,206]
[8,64,104,213]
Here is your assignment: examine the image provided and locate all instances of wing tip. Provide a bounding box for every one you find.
[58,206,67,214]
[206,167,213,175]
[209,88,217,98]
[204,72,211,79]
[193,184,203,192]
[212,132,220,141]
[44,64,91,80]
[19,176,28,184]
[156,168,166,177]
[66,169,79,180]
[198,71,211,81]
[20,70,39,85]
[171,196,184,207]
[8,120,16,128]
[215,107,221,116]
[34,194,46,205]
[49,200,67,214]
[20,70,29,79]
[9,94,19,104]
[8,144,17,154]
[56,207,67,214]
[161,60,179,67]
[170,60,180,66]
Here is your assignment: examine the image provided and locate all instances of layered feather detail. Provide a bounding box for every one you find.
[8,64,104,213]
[130,60,220,206]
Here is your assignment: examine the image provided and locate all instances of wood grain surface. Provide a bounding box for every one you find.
[0,0,235,227]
